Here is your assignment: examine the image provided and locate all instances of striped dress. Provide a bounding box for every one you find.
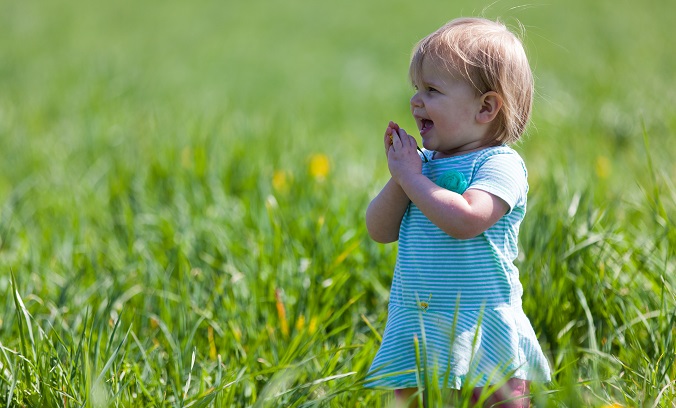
[366,146,551,389]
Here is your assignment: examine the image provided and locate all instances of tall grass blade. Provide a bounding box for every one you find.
[9,270,33,386]
[92,324,131,397]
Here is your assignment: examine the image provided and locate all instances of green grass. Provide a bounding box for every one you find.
[1,0,675,406]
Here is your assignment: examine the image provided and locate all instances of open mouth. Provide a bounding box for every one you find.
[420,119,434,135]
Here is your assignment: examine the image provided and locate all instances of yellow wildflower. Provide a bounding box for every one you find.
[272,170,290,193]
[309,153,330,181]
[208,325,217,360]
[595,155,611,179]
[275,288,289,338]
[295,314,306,331]
[308,316,318,334]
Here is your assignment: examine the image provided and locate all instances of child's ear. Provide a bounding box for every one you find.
[476,91,503,124]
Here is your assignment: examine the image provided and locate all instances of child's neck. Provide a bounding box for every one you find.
[433,141,502,159]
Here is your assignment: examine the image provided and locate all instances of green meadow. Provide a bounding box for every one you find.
[1,0,675,406]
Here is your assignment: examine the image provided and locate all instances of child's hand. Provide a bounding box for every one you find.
[384,121,400,156]
[387,126,422,184]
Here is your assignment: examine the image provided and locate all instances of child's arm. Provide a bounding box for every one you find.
[365,122,411,243]
[388,128,509,239]
[365,178,410,243]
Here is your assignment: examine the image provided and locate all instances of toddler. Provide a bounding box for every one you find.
[365,17,551,407]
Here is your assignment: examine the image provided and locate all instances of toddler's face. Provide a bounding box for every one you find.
[410,57,487,158]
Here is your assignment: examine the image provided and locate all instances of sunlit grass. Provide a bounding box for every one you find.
[1,0,675,406]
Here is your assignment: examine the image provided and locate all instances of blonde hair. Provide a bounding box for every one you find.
[409,17,533,144]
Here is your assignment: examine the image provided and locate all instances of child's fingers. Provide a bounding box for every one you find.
[401,130,419,150]
[407,134,418,148]
[385,122,410,155]
[396,127,408,141]
[395,128,416,149]
[385,122,401,142]
[384,125,395,152]
[391,128,404,150]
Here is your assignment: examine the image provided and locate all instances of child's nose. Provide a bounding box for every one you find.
[410,92,423,108]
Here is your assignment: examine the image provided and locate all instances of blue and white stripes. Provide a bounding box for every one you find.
[366,146,551,389]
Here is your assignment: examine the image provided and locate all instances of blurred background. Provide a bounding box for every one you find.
[1,0,675,406]
[2,0,674,191]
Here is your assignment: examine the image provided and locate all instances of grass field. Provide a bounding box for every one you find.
[1,0,675,406]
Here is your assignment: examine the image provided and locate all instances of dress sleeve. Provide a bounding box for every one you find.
[467,151,528,213]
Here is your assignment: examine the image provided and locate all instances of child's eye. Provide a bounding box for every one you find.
[428,87,439,93]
